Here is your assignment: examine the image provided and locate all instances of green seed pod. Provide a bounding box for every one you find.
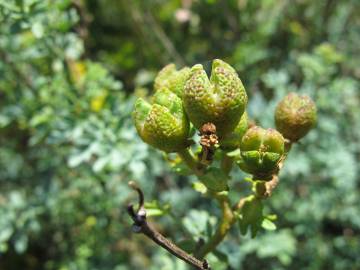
[154,64,176,91]
[238,126,284,178]
[132,88,190,152]
[220,112,248,150]
[183,59,248,137]
[275,92,317,142]
[154,63,190,98]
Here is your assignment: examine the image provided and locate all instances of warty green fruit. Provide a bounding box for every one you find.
[154,63,191,98]
[275,92,317,142]
[220,112,248,150]
[183,59,248,137]
[132,88,190,152]
[238,126,284,178]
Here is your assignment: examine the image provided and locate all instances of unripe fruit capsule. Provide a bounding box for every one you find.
[183,59,248,137]
[132,88,190,152]
[238,126,284,178]
[275,92,317,142]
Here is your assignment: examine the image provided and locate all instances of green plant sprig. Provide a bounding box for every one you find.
[128,59,317,269]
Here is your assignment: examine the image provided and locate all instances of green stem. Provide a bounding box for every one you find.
[177,149,245,259]
[177,148,204,176]
[195,194,236,259]
[195,142,295,258]
[220,153,234,176]
[255,141,293,197]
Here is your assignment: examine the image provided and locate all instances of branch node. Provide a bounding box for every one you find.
[126,181,210,269]
[128,181,144,211]
[203,259,211,269]
[132,224,142,233]
[127,204,137,220]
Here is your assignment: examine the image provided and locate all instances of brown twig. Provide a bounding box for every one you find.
[127,181,211,270]
[264,175,279,197]
[71,0,92,41]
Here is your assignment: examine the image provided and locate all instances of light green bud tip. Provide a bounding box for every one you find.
[183,59,248,137]
[275,92,317,142]
[154,63,191,98]
[132,88,189,152]
[220,112,248,150]
[239,126,284,178]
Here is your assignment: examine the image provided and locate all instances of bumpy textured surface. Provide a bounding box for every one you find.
[239,126,284,178]
[154,63,190,98]
[183,59,248,137]
[154,64,176,91]
[220,112,248,150]
[275,92,317,141]
[132,88,189,152]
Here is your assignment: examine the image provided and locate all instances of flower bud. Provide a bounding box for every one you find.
[132,88,190,152]
[220,112,248,150]
[154,63,190,98]
[275,92,317,142]
[238,126,284,178]
[183,59,248,137]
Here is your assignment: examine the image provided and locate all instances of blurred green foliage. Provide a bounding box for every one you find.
[0,0,359,269]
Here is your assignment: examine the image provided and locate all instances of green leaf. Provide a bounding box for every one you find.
[226,148,240,158]
[265,214,277,221]
[144,200,171,217]
[167,155,193,176]
[238,195,263,238]
[31,21,44,38]
[192,181,207,194]
[199,167,229,192]
[182,210,216,241]
[171,161,193,176]
[205,252,228,270]
[0,227,13,243]
[14,234,28,254]
[261,219,277,231]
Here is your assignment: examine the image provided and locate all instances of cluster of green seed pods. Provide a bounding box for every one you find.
[131,59,318,241]
[132,59,316,178]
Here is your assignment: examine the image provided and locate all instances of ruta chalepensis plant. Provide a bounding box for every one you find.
[128,59,317,269]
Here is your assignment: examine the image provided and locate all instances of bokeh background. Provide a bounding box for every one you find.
[0,0,359,269]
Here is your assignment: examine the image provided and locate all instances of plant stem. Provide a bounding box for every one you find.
[177,148,204,176]
[127,182,211,270]
[220,153,234,176]
[195,194,236,259]
[178,148,241,259]
[135,220,210,269]
[258,140,293,197]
